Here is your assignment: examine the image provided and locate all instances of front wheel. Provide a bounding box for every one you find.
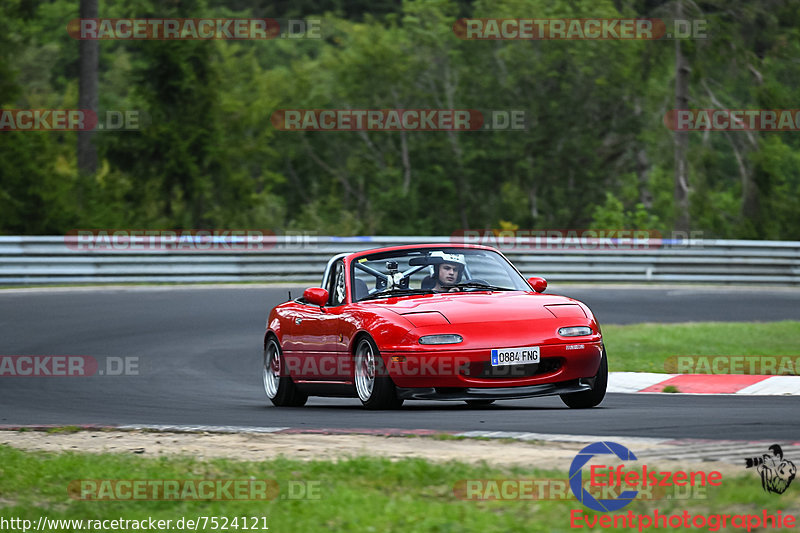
[263,337,307,407]
[560,348,607,409]
[354,337,403,410]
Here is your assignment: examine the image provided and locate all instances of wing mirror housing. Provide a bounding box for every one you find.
[527,277,547,293]
[303,287,329,306]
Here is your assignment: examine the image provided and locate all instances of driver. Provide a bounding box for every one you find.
[429,252,466,292]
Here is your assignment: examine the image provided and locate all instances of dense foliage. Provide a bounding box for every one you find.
[1,0,799,238]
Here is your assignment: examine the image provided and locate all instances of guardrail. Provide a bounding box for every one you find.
[0,235,799,285]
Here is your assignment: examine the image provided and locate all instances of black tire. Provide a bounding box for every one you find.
[354,336,404,410]
[465,400,495,407]
[560,348,608,409]
[263,337,307,407]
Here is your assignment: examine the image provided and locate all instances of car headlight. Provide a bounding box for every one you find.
[419,334,463,345]
[558,326,592,337]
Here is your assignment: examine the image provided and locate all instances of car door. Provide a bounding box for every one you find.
[289,259,349,380]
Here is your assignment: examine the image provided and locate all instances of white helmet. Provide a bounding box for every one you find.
[429,251,466,266]
[428,251,466,283]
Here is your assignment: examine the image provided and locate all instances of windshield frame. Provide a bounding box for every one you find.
[347,245,530,302]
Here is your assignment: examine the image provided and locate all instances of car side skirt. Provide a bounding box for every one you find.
[294,381,357,398]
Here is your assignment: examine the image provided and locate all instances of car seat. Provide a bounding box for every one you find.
[353,278,370,301]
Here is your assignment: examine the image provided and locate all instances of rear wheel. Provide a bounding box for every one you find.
[560,348,607,409]
[263,337,307,407]
[354,337,403,410]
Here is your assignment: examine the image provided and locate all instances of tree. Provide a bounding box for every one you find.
[672,0,691,233]
[77,0,98,177]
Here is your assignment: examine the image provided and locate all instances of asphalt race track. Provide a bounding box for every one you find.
[1,285,799,441]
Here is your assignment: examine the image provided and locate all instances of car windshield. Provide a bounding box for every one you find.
[350,247,530,301]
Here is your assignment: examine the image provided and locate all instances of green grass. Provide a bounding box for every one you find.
[427,434,527,444]
[44,426,83,434]
[603,321,800,373]
[1,445,797,533]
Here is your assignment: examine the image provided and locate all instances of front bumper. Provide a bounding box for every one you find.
[382,341,602,388]
[396,379,590,401]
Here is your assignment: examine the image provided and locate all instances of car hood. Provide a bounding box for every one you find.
[372,290,588,325]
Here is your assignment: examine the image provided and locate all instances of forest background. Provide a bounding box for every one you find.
[1,0,798,239]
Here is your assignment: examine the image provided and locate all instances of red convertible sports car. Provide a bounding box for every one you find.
[263,243,606,409]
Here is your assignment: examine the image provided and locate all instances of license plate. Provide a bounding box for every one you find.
[490,346,540,367]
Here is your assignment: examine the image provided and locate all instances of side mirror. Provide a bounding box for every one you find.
[527,277,547,293]
[303,287,329,306]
